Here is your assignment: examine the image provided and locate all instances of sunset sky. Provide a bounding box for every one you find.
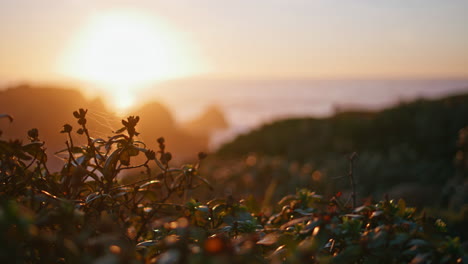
[1,0,468,83]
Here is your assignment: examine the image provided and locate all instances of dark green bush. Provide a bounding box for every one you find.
[217,94,468,206]
[0,110,466,263]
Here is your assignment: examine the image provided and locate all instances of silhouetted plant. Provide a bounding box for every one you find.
[0,109,466,263]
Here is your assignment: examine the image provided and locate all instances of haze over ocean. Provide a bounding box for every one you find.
[148,79,468,148]
[2,79,468,149]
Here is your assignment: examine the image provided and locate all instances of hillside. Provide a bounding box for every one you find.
[216,93,468,206]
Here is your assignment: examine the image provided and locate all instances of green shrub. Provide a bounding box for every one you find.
[217,94,468,205]
[0,110,466,263]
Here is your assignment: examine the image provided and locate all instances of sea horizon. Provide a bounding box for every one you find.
[2,78,468,149]
[147,79,468,148]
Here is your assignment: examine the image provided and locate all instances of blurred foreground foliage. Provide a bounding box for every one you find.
[0,110,467,263]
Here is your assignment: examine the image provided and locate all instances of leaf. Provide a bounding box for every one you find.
[74,155,87,166]
[91,137,104,142]
[280,216,311,230]
[111,187,133,198]
[23,142,47,162]
[119,150,130,166]
[389,233,410,246]
[407,239,429,247]
[370,210,384,218]
[220,226,232,233]
[294,208,315,216]
[302,219,322,234]
[257,233,279,246]
[270,245,287,259]
[343,214,364,219]
[0,114,13,122]
[1,141,32,160]
[127,146,139,156]
[85,192,111,204]
[409,253,431,264]
[103,149,121,181]
[85,192,99,203]
[71,146,84,153]
[136,240,158,248]
[133,140,147,148]
[278,195,297,206]
[195,175,213,190]
[39,190,70,203]
[112,192,129,199]
[212,204,227,218]
[197,205,209,214]
[207,198,225,208]
[106,134,127,148]
[139,180,162,189]
[113,127,126,134]
[354,205,372,213]
[368,229,388,248]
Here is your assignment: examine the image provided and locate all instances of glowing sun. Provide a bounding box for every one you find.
[59,9,202,111]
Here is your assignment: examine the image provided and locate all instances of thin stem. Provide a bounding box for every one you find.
[348,152,358,209]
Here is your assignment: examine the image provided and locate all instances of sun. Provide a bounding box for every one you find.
[59,9,202,111]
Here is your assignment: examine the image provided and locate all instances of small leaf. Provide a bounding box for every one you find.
[343,214,364,219]
[270,245,287,259]
[23,142,47,162]
[120,150,130,166]
[294,208,314,216]
[197,205,210,214]
[370,210,384,218]
[144,149,156,160]
[139,180,162,189]
[354,205,372,213]
[278,195,296,206]
[257,233,279,245]
[280,216,311,230]
[27,128,39,140]
[85,193,111,204]
[195,175,214,190]
[71,146,83,153]
[0,114,14,122]
[136,240,157,248]
[407,239,429,248]
[114,127,126,134]
[61,124,72,133]
[103,149,121,181]
[410,253,431,264]
[128,146,139,156]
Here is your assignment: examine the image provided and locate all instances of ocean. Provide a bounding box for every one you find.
[149,79,468,149]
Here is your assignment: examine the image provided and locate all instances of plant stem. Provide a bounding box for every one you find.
[348,152,358,209]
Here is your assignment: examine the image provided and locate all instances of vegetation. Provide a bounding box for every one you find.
[1,109,466,263]
[0,85,215,171]
[217,94,468,207]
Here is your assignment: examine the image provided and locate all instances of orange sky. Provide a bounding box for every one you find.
[1,0,468,83]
